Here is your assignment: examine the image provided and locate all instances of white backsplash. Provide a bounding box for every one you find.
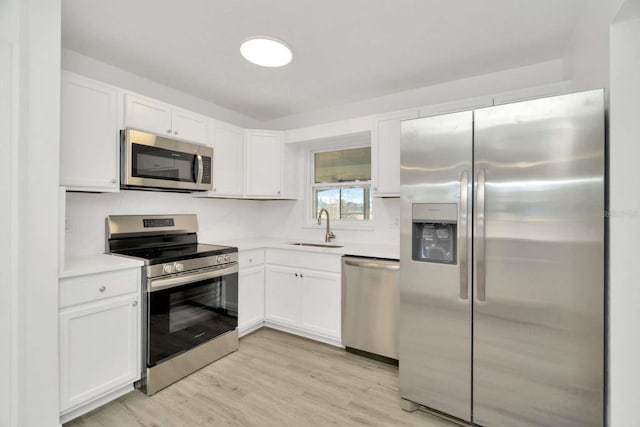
[65,190,400,260]
[64,190,264,259]
[260,197,400,246]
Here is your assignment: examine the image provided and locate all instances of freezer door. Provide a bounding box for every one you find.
[473,90,604,427]
[399,111,472,422]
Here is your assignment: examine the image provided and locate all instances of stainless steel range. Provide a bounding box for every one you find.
[106,214,238,395]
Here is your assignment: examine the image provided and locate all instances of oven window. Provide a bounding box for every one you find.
[132,143,196,183]
[147,272,238,367]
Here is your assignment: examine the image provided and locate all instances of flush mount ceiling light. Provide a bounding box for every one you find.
[240,37,293,67]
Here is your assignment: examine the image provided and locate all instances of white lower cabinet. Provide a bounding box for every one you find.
[265,266,301,326]
[238,265,265,336]
[264,250,342,346]
[299,270,341,338]
[59,268,140,422]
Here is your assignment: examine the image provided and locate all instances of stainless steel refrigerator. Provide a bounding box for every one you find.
[399,90,604,427]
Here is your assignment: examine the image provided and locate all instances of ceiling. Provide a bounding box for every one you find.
[62,0,587,122]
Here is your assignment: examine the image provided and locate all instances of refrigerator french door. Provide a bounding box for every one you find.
[399,90,604,427]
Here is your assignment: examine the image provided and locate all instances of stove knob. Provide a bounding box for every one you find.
[163,264,175,274]
[175,263,184,272]
[224,255,230,262]
[216,256,224,263]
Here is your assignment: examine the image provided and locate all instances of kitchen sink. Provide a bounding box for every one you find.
[289,242,344,248]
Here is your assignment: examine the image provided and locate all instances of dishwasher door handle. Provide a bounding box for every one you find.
[344,259,399,271]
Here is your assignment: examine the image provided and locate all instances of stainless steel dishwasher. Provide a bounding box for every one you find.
[342,256,400,361]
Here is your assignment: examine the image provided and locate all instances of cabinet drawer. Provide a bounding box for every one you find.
[239,249,265,268]
[60,268,139,308]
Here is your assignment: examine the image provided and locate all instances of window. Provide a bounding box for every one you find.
[312,146,372,221]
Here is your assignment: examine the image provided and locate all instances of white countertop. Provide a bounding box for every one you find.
[60,254,145,279]
[60,239,398,279]
[223,238,399,260]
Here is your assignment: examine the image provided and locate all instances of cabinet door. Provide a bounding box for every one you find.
[245,130,283,197]
[299,269,341,340]
[372,109,418,197]
[60,72,119,191]
[59,294,139,412]
[264,265,299,326]
[210,121,245,196]
[171,107,208,144]
[238,266,265,335]
[123,93,172,136]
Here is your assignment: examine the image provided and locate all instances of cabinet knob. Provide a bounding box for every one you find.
[277,190,281,195]
[99,286,106,292]
[132,300,138,307]
[110,178,117,184]
[174,130,179,135]
[373,186,378,191]
[248,258,253,262]
[300,274,304,278]
[295,273,298,277]
[213,188,217,192]
[167,129,172,134]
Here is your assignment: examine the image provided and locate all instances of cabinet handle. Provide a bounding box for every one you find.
[167,129,172,134]
[99,286,106,292]
[132,301,138,307]
[174,130,179,135]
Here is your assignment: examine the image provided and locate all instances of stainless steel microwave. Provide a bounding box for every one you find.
[121,129,212,192]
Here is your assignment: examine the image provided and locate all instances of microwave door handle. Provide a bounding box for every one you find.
[196,154,203,187]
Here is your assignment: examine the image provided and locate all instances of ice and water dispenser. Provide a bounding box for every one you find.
[412,203,457,264]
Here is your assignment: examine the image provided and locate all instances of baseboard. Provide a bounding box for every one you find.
[264,321,343,348]
[60,383,134,424]
[239,320,265,338]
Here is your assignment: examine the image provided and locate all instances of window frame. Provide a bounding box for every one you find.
[305,139,374,230]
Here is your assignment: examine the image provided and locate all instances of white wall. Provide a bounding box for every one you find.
[0,3,18,426]
[263,59,566,129]
[65,192,264,258]
[62,49,261,129]
[0,0,62,426]
[563,0,626,94]
[609,3,640,426]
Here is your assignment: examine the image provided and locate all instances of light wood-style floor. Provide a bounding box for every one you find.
[66,328,456,427]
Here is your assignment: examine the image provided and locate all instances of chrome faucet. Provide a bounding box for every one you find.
[317,209,336,243]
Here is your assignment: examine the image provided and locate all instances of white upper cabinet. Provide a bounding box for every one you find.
[123,93,207,144]
[199,127,296,200]
[123,94,172,136]
[208,120,245,197]
[372,109,418,197]
[245,129,285,198]
[170,107,208,143]
[60,71,119,192]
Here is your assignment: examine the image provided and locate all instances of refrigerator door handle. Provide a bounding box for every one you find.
[459,170,469,300]
[475,168,487,302]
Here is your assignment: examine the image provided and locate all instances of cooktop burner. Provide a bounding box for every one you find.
[112,243,236,265]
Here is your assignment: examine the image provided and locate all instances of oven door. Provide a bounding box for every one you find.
[122,129,212,191]
[146,264,238,367]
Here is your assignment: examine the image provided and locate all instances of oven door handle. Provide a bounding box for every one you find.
[148,264,238,293]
